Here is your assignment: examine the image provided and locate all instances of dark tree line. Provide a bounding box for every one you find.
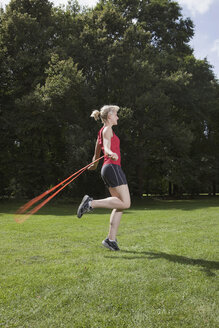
[0,0,219,198]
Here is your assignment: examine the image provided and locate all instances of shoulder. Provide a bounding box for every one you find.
[98,126,103,136]
[102,126,113,139]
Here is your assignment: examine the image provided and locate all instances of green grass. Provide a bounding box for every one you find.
[0,198,219,328]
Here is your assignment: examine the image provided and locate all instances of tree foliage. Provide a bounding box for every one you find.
[0,0,219,198]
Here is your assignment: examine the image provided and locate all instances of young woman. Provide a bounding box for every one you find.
[77,105,131,251]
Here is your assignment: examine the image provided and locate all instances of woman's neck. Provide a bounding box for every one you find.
[104,121,113,128]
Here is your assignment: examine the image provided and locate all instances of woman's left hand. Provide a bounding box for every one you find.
[88,162,98,170]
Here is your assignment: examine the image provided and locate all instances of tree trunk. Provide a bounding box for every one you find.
[168,182,172,196]
[173,184,178,196]
[137,165,144,197]
[212,180,216,196]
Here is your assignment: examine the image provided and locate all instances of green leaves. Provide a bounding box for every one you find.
[40,54,85,106]
[0,0,218,197]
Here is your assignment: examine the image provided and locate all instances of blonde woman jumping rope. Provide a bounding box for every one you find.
[77,105,131,251]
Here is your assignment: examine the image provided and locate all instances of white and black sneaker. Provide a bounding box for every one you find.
[77,195,93,218]
[102,238,120,251]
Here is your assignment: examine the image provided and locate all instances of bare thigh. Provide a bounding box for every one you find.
[109,184,131,209]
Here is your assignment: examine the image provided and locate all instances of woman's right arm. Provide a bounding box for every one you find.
[102,126,118,161]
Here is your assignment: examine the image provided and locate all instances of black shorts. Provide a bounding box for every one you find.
[101,164,127,188]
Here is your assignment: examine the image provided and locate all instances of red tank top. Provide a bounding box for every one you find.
[98,126,121,166]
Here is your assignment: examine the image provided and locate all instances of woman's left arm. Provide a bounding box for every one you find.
[88,138,102,170]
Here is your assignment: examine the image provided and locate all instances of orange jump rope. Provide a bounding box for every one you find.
[14,155,105,223]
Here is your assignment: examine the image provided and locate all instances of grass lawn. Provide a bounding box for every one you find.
[0,198,218,328]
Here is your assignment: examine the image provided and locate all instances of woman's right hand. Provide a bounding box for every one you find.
[108,153,118,161]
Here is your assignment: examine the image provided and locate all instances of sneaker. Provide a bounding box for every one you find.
[102,238,120,251]
[77,195,93,218]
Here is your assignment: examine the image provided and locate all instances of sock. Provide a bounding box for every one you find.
[88,201,92,208]
[109,239,115,242]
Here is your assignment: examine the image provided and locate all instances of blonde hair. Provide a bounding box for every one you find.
[91,105,119,123]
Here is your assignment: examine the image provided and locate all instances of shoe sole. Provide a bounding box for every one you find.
[77,195,89,218]
[102,240,120,251]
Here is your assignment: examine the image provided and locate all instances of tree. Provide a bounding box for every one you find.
[8,53,93,197]
[0,0,56,96]
[0,0,56,196]
[80,0,195,195]
[1,0,219,198]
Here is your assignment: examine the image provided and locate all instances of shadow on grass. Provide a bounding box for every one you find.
[105,250,219,277]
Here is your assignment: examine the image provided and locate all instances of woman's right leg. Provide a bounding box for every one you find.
[91,184,131,210]
[77,184,130,220]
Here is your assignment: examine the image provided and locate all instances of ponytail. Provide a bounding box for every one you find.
[90,110,100,121]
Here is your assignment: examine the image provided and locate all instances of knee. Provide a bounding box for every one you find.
[122,199,131,210]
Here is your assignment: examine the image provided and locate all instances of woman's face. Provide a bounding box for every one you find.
[108,110,119,125]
